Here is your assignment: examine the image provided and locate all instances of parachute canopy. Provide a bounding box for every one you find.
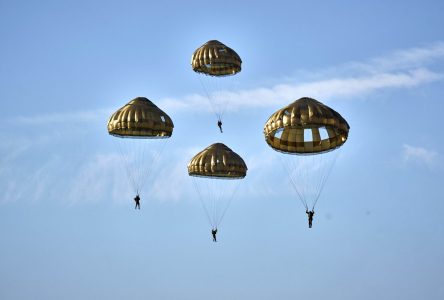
[107,97,174,138]
[188,143,247,179]
[264,97,349,154]
[191,40,242,76]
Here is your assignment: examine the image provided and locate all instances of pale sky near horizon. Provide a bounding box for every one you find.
[1,1,444,299]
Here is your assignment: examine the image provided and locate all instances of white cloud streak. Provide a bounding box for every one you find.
[402,144,441,169]
[7,43,444,125]
[158,43,444,112]
[66,153,128,206]
[354,42,444,73]
[158,68,441,113]
[10,108,112,126]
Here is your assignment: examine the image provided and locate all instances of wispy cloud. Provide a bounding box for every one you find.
[7,43,444,125]
[353,42,444,73]
[159,43,444,112]
[0,139,197,205]
[10,108,113,126]
[65,153,128,205]
[402,144,442,169]
[0,154,63,205]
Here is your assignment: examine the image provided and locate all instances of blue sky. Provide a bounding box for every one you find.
[1,1,444,299]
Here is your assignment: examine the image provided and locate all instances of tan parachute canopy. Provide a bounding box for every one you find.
[188,143,247,178]
[264,97,349,154]
[107,97,174,138]
[191,40,242,76]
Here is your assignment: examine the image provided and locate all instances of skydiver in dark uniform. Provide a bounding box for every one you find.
[134,194,141,209]
[306,209,314,228]
[211,228,218,242]
[217,119,223,133]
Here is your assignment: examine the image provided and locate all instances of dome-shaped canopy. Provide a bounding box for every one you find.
[191,40,242,76]
[188,143,247,178]
[264,97,349,154]
[107,97,174,138]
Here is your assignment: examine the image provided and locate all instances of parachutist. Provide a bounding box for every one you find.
[306,210,315,228]
[192,41,241,129]
[189,144,247,235]
[264,98,349,221]
[212,228,218,242]
[108,97,173,202]
[217,120,223,133]
[134,194,141,209]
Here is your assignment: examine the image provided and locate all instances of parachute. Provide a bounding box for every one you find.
[108,97,174,197]
[263,97,349,211]
[191,40,242,126]
[191,40,242,76]
[188,143,247,229]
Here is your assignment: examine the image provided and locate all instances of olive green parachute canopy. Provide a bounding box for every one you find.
[108,97,174,138]
[191,40,242,76]
[188,143,247,178]
[264,97,349,154]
